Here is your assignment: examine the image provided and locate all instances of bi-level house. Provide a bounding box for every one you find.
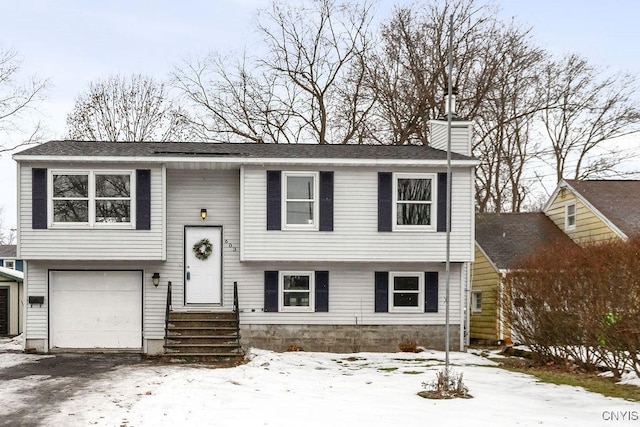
[13,115,477,356]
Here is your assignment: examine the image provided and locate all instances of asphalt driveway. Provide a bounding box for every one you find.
[0,349,149,427]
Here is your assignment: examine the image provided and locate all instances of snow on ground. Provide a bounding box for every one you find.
[0,334,53,369]
[1,341,639,426]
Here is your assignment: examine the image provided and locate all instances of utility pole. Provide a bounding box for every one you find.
[445,12,454,373]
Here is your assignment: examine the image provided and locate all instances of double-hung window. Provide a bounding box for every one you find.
[394,173,435,230]
[283,172,318,229]
[471,291,482,313]
[565,202,576,230]
[279,271,314,312]
[4,260,14,270]
[95,174,131,223]
[51,171,134,227]
[389,272,423,313]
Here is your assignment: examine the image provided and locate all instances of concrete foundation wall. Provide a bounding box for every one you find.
[145,339,165,355]
[25,338,46,353]
[240,324,461,353]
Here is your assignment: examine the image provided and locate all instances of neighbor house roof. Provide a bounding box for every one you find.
[0,265,22,282]
[0,245,16,258]
[14,140,476,163]
[563,180,640,238]
[475,212,575,271]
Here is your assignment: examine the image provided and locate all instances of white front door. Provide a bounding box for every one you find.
[185,226,222,304]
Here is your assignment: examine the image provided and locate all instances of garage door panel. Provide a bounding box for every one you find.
[51,271,142,349]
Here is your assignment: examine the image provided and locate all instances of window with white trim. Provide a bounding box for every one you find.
[282,171,318,229]
[51,171,134,227]
[394,173,435,230]
[471,291,482,313]
[279,271,315,312]
[4,260,14,270]
[389,272,423,313]
[565,202,576,230]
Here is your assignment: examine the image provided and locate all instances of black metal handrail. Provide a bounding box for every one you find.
[233,281,240,340]
[164,281,172,349]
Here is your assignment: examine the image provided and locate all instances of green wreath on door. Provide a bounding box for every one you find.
[193,238,213,260]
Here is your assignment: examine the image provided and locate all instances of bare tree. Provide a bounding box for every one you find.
[0,47,48,154]
[173,0,375,144]
[539,54,640,181]
[67,74,193,142]
[369,0,546,212]
[472,23,547,212]
[0,207,16,245]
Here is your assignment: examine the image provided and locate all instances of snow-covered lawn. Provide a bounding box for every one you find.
[1,336,638,426]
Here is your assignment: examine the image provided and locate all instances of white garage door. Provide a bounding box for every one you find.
[50,270,142,349]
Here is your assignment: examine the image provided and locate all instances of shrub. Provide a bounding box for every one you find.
[418,368,472,399]
[503,236,640,376]
[398,338,420,353]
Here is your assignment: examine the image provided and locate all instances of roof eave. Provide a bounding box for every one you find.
[12,154,480,167]
[544,179,627,240]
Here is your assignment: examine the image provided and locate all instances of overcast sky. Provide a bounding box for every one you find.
[1,0,640,229]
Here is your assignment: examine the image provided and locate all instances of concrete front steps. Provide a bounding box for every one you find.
[163,311,244,365]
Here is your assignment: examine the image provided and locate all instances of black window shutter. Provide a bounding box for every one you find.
[437,173,447,232]
[425,272,439,313]
[15,260,24,272]
[136,169,151,230]
[264,271,279,312]
[315,271,329,312]
[374,271,389,313]
[266,171,281,230]
[32,168,47,229]
[378,172,392,232]
[319,171,334,231]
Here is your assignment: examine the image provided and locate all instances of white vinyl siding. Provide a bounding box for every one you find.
[18,163,165,260]
[238,262,462,325]
[164,169,242,318]
[24,260,159,349]
[241,165,474,262]
[429,120,472,156]
[23,168,468,347]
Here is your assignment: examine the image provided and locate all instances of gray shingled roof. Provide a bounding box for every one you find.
[0,245,16,258]
[475,213,575,270]
[15,140,474,161]
[565,180,640,237]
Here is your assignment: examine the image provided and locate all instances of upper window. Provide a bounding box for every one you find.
[394,173,435,230]
[51,171,134,227]
[565,202,576,230]
[279,271,315,312]
[3,260,14,270]
[283,172,318,230]
[389,272,423,313]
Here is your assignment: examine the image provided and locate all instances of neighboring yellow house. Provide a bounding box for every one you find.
[471,179,640,345]
[471,213,575,344]
[544,179,640,245]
